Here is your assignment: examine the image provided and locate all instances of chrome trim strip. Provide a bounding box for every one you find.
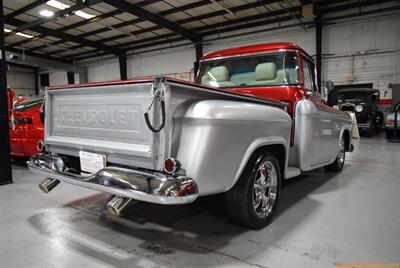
[28,154,198,205]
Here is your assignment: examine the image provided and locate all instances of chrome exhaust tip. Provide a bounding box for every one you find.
[106,196,133,217]
[39,178,60,193]
[37,140,45,152]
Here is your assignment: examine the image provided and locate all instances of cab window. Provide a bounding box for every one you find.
[197,52,299,88]
[302,59,314,92]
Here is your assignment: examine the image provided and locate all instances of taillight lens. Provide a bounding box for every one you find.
[14,117,33,125]
[164,158,180,174]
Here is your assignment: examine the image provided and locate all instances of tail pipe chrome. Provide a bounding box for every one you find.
[37,140,45,152]
[39,178,60,193]
[107,196,133,216]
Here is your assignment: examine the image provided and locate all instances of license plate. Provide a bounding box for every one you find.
[79,151,106,173]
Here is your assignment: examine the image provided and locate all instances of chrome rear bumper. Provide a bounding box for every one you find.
[28,154,198,205]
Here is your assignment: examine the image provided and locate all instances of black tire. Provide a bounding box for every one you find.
[325,135,346,171]
[225,152,281,229]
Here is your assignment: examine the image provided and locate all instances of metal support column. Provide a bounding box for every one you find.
[194,41,203,80]
[0,0,13,185]
[119,54,127,80]
[67,71,75,84]
[316,11,322,92]
[34,67,39,95]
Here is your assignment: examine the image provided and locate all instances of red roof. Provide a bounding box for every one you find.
[201,42,309,61]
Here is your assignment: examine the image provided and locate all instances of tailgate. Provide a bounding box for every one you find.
[45,81,164,170]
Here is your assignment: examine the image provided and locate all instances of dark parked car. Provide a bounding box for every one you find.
[384,100,400,140]
[336,88,383,137]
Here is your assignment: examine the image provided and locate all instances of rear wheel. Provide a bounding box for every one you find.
[325,135,346,171]
[225,152,281,229]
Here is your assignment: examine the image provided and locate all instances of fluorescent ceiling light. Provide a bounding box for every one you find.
[46,0,95,19]
[39,9,55,17]
[15,32,34,38]
[4,28,34,38]
[74,10,96,19]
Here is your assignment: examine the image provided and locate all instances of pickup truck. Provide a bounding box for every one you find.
[28,42,352,228]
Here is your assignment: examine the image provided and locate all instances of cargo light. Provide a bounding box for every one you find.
[164,158,180,174]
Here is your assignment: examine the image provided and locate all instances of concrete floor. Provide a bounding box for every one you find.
[0,136,399,268]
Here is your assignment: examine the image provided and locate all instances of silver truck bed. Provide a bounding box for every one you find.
[44,77,287,172]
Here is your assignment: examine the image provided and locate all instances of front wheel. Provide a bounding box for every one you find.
[325,135,346,171]
[225,153,281,229]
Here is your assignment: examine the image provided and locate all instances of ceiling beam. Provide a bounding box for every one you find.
[9,0,160,52]
[5,46,73,64]
[5,0,47,19]
[7,61,38,70]
[6,0,104,37]
[58,0,285,52]
[5,16,122,56]
[320,0,395,14]
[11,9,122,49]
[66,0,398,62]
[103,0,201,42]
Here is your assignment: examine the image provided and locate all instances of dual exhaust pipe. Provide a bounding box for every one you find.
[38,178,132,216]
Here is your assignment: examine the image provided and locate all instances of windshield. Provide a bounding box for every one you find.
[14,97,43,112]
[197,52,299,88]
[338,92,372,104]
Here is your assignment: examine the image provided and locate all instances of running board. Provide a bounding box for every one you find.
[286,167,301,179]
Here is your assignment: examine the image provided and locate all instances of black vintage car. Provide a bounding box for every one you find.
[336,88,384,137]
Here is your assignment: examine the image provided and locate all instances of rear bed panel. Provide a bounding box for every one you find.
[45,82,165,170]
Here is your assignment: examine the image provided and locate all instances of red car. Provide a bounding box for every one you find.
[10,97,44,158]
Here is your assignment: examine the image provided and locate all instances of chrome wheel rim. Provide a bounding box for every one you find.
[338,137,345,165]
[252,159,278,218]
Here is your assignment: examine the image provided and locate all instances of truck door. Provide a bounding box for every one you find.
[302,58,336,165]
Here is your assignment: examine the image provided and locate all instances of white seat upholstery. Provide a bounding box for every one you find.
[201,66,235,87]
[248,62,280,86]
[247,62,298,86]
[255,62,277,81]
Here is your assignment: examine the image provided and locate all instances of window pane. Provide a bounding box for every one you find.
[198,52,299,88]
[303,60,313,91]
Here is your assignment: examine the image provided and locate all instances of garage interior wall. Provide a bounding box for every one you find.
[82,12,400,92]
[7,65,35,96]
[44,71,81,87]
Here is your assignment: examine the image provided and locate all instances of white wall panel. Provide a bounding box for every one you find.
[7,66,35,96]
[49,71,68,86]
[205,26,316,56]
[87,59,119,82]
[322,14,400,90]
[128,46,195,77]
